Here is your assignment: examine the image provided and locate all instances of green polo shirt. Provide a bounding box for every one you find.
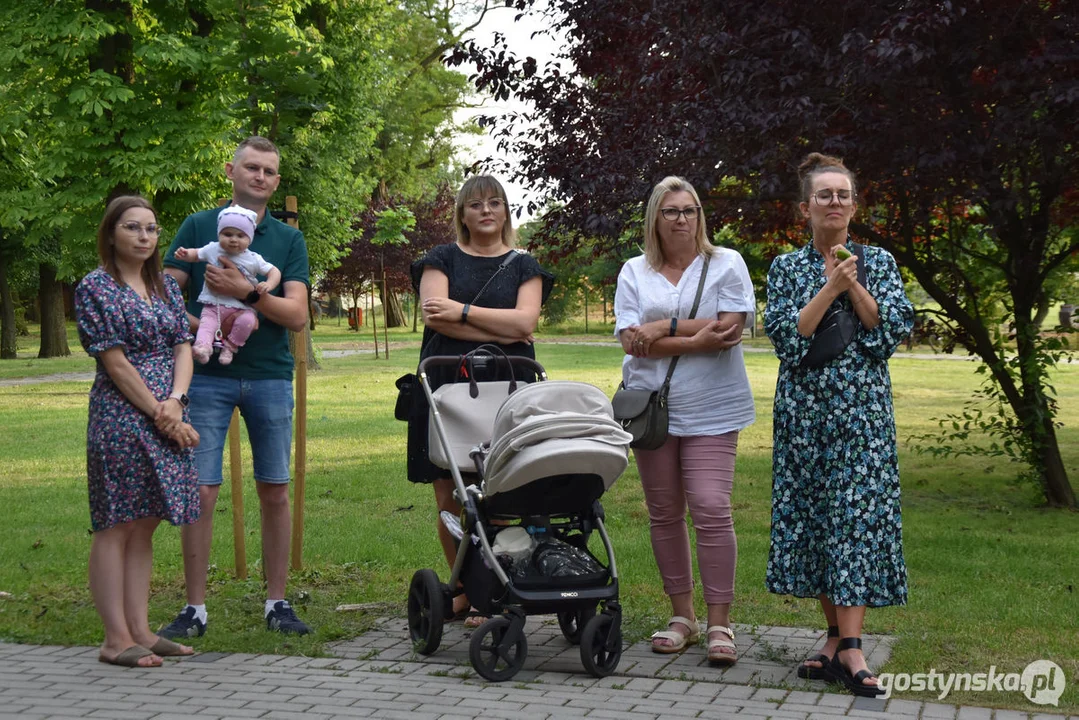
[164,206,310,380]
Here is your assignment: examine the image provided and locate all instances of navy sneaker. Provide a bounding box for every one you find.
[266,601,310,635]
[159,606,206,639]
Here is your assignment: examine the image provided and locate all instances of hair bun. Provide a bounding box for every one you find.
[798,152,846,182]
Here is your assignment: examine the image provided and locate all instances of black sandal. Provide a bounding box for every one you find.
[828,637,885,697]
[797,625,839,680]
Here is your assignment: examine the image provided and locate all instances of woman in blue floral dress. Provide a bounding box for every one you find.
[764,154,914,697]
[75,196,201,667]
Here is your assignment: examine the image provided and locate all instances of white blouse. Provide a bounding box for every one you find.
[614,248,756,437]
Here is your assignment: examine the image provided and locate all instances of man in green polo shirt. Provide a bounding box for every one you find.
[161,136,312,637]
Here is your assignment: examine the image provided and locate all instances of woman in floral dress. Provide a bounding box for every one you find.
[764,154,913,697]
[76,196,201,667]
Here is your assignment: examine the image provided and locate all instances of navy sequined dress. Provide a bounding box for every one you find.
[764,241,914,607]
[406,243,554,483]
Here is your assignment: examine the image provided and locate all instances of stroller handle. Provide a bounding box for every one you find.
[418,353,547,379]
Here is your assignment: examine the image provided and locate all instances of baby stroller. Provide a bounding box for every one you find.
[407,346,633,681]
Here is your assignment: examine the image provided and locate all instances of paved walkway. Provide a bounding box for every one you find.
[1,616,1069,720]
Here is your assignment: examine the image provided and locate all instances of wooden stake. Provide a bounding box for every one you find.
[285,195,307,571]
[228,408,246,578]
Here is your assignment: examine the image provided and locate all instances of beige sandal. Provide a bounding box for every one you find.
[706,625,737,665]
[650,615,700,654]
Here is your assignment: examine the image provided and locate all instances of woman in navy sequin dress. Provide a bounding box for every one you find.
[764,154,913,696]
[75,196,201,667]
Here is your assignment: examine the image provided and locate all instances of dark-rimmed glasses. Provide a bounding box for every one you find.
[660,206,702,221]
[812,190,853,206]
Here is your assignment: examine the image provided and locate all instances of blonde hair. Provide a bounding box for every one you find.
[643,176,713,270]
[453,175,517,247]
[798,152,857,202]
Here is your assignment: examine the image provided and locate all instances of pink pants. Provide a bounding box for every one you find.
[633,432,739,605]
[195,305,257,352]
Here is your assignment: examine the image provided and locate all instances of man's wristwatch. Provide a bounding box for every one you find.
[244,289,261,305]
[169,391,190,408]
[670,317,678,336]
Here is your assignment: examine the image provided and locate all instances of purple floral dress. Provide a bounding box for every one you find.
[75,268,199,532]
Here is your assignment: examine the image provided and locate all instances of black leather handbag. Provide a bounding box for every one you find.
[611,255,710,450]
[799,243,866,368]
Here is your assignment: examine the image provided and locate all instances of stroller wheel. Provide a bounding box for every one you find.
[580,613,622,678]
[407,569,445,655]
[556,607,596,645]
[468,616,528,682]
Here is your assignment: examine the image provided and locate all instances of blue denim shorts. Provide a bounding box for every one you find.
[188,375,294,486]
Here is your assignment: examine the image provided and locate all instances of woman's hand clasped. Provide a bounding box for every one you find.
[168,423,200,449]
[153,400,200,449]
[624,321,668,357]
[692,320,743,352]
[825,251,858,296]
[422,296,466,323]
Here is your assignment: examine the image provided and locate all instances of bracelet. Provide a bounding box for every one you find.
[461,303,471,324]
[670,317,678,336]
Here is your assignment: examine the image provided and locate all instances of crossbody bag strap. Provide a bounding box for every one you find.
[469,250,519,306]
[660,253,712,397]
[850,242,867,288]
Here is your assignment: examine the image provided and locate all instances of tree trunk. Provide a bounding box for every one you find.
[37,263,70,358]
[1036,413,1076,508]
[288,329,320,372]
[0,252,17,359]
[383,289,406,328]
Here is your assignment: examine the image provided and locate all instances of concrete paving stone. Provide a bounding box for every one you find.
[851,696,888,714]
[885,699,924,715]
[243,699,315,712]
[919,703,958,718]
[583,710,659,720]
[806,713,852,720]
[195,709,266,718]
[784,690,824,705]
[227,690,297,702]
[956,708,993,720]
[628,699,678,713]
[455,697,528,713]
[522,702,588,717]
[259,712,334,720]
[183,696,268,710]
[2,697,78,709]
[754,687,791,702]
[717,684,757,700]
[815,693,855,710]
[346,711,431,720]
[306,704,377,717]
[164,687,237,700]
[781,703,834,715]
[86,710,158,719]
[991,712,1031,720]
[71,698,144,711]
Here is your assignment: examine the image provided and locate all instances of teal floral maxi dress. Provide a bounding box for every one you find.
[764,241,914,607]
[75,269,199,532]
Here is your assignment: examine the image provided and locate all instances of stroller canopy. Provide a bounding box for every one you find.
[482,381,632,496]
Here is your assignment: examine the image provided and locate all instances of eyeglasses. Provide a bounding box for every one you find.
[660,206,702,221]
[467,199,504,212]
[812,190,853,206]
[117,222,162,237]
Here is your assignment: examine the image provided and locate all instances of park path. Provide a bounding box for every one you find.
[0,343,968,388]
[1,615,1070,720]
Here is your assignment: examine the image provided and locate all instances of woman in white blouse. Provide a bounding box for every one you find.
[614,176,756,665]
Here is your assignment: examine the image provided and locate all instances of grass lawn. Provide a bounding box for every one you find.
[0,330,1076,712]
